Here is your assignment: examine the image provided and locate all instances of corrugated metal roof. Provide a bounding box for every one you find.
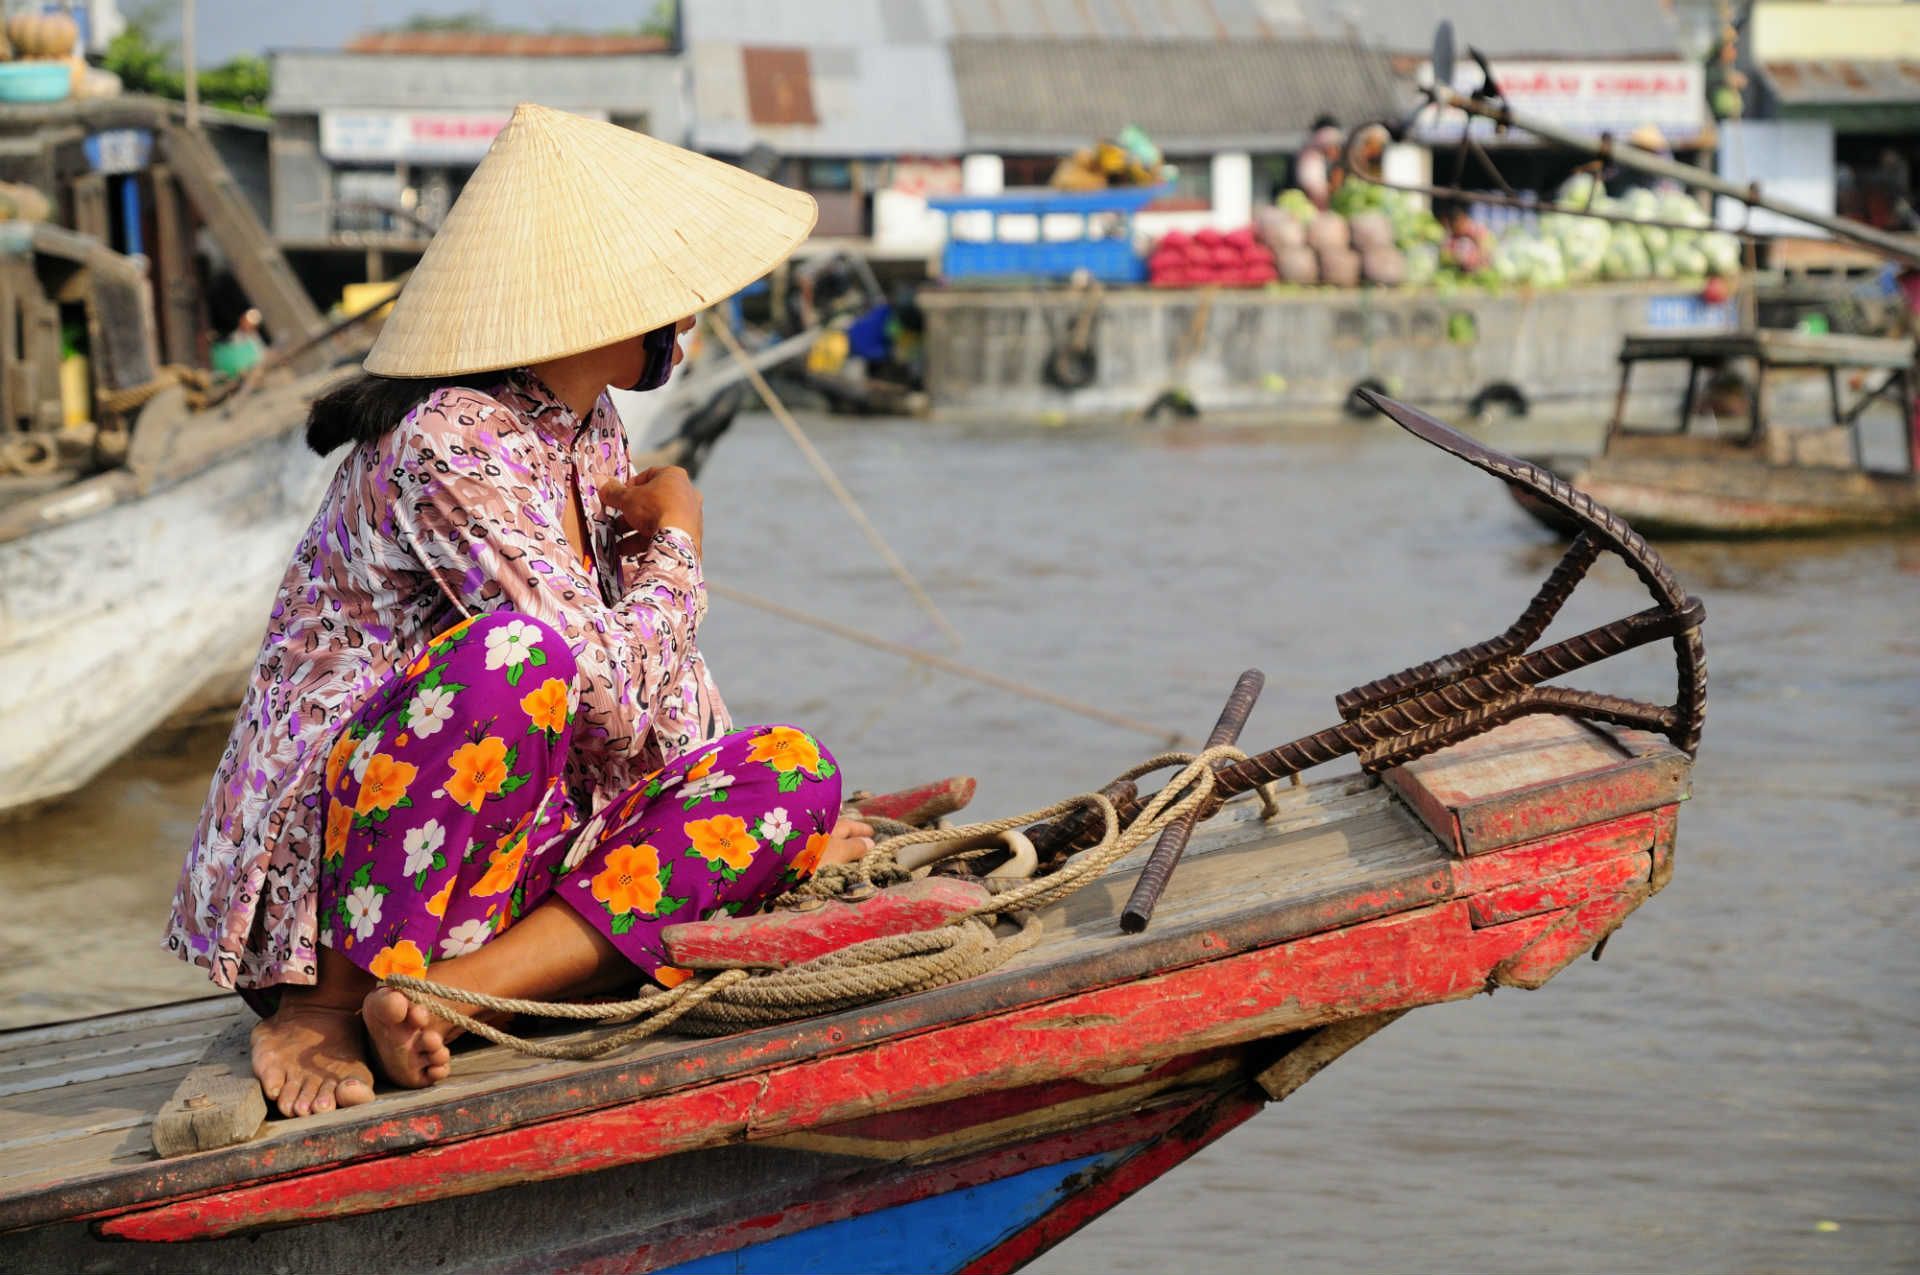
[344,32,670,56]
[1762,59,1920,106]
[1288,0,1687,58]
[937,0,1680,53]
[684,0,957,48]
[270,48,687,113]
[949,36,1404,152]
[269,51,687,133]
[945,0,1294,39]
[685,0,964,155]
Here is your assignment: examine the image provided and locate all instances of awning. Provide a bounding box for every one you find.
[948,37,1403,154]
[1760,60,1920,132]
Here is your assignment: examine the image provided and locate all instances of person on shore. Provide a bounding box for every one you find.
[1609,123,1683,198]
[166,104,876,1119]
[1436,199,1495,273]
[1293,115,1345,212]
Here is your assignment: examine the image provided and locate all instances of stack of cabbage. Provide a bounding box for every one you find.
[1548,174,1742,283]
[1257,176,1742,290]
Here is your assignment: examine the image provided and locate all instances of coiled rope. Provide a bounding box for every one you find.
[385,745,1269,1060]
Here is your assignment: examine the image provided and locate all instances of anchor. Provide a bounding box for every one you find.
[664,392,1708,963]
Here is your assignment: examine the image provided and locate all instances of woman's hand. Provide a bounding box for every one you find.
[819,816,875,867]
[605,466,702,558]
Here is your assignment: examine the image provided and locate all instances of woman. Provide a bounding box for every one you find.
[167,104,873,1119]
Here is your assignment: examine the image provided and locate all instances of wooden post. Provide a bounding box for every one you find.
[71,172,109,243]
[1677,359,1700,434]
[148,165,201,367]
[1902,367,1917,476]
[1749,356,1769,444]
[182,0,199,130]
[1607,358,1632,444]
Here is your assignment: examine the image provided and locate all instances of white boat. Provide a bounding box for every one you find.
[0,372,339,812]
[0,98,341,816]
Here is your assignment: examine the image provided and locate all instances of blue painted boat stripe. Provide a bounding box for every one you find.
[655,1147,1129,1274]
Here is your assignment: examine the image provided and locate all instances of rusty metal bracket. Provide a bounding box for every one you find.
[1031,393,1707,865]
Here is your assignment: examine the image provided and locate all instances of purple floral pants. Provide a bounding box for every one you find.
[316,611,842,988]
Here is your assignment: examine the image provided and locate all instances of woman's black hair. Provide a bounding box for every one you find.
[305,372,485,455]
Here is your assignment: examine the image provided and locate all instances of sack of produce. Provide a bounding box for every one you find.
[1306,211,1350,252]
[1361,245,1406,286]
[1318,245,1362,288]
[1350,211,1395,254]
[1251,205,1297,247]
[1278,245,1319,285]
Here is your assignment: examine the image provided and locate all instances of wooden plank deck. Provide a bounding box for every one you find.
[0,716,1688,1236]
[0,769,1441,1222]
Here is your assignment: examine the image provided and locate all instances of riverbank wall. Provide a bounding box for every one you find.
[919,282,1729,423]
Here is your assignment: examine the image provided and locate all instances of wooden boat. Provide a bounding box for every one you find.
[0,98,346,815]
[0,99,787,816]
[1514,330,1920,538]
[0,401,1710,1272]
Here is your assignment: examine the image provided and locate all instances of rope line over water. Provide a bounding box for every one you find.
[709,582,1188,747]
[706,316,964,649]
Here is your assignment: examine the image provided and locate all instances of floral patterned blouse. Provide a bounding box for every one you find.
[167,371,728,991]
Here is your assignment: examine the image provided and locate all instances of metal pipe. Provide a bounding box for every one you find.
[1428,86,1920,268]
[1120,669,1264,934]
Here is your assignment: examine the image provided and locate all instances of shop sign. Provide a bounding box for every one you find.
[320,109,607,163]
[84,128,152,175]
[1644,295,1736,330]
[1416,61,1708,147]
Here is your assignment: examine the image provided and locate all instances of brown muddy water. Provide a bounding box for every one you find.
[3,407,1917,1273]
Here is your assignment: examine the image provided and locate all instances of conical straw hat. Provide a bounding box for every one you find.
[364,103,817,377]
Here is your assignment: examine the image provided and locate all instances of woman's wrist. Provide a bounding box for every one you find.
[656,524,702,559]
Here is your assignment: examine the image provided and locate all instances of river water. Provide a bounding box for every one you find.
[3,407,1916,1273]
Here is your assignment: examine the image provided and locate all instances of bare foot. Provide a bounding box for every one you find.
[362,987,453,1088]
[251,1004,377,1118]
[823,816,875,865]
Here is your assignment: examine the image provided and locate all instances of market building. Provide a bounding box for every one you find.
[683,0,965,251]
[1317,0,1709,209]
[1743,0,1920,234]
[264,31,685,301]
[681,1,1401,255]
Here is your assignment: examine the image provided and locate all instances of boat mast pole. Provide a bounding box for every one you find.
[1427,85,1920,268]
[182,0,199,129]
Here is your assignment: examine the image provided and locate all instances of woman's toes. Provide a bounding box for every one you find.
[336,1076,376,1108]
[366,987,410,1025]
[313,1081,339,1114]
[425,1062,452,1082]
